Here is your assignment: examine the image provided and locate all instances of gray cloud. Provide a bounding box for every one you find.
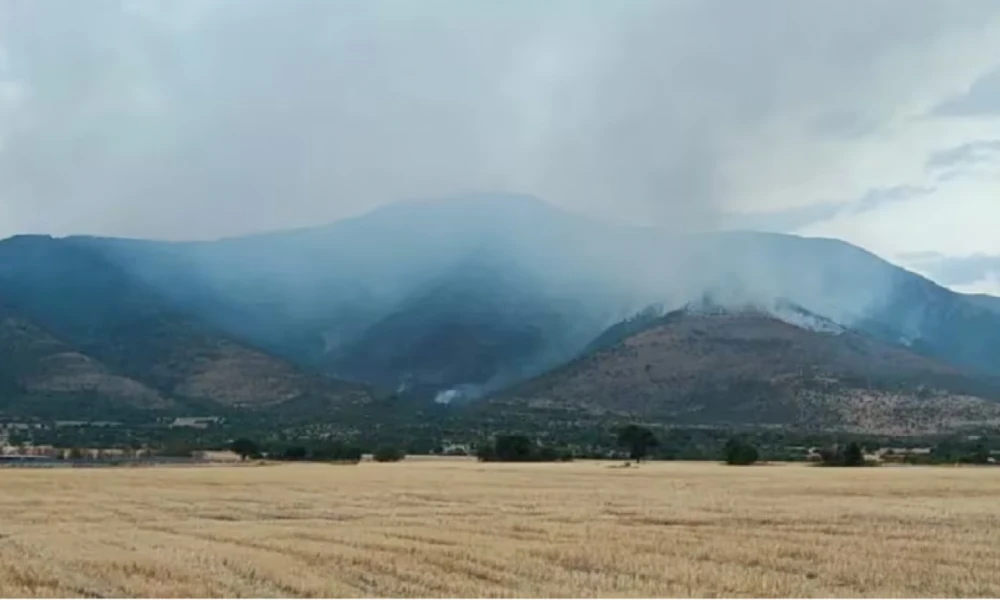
[853,186,933,214]
[933,66,1000,116]
[924,139,1000,184]
[1,0,999,240]
[903,252,1000,287]
[721,202,846,233]
[927,139,1000,168]
[808,111,880,140]
[724,185,932,233]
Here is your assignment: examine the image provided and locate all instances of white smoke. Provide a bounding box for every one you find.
[433,389,460,405]
[433,384,487,404]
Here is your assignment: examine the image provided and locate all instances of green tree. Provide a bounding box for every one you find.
[843,442,865,467]
[230,438,260,461]
[536,445,559,462]
[616,425,659,462]
[965,443,990,465]
[475,436,568,462]
[494,435,535,461]
[818,443,866,467]
[309,442,363,463]
[342,446,364,463]
[282,445,308,461]
[723,437,759,465]
[476,441,496,462]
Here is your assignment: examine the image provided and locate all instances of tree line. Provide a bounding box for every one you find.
[12,416,998,467]
[473,427,926,467]
[228,438,407,463]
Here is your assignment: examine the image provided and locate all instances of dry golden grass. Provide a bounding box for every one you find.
[1,460,999,597]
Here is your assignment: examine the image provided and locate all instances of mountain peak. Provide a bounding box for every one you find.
[678,295,846,335]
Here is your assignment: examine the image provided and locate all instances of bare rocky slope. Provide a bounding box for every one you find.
[0,301,173,417]
[0,296,374,420]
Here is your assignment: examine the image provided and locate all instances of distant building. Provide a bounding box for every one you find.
[0,455,53,464]
[170,416,223,429]
[439,443,471,456]
[876,447,932,462]
[2,444,59,457]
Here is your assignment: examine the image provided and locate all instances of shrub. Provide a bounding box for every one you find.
[311,442,363,463]
[476,442,496,462]
[818,442,870,467]
[373,446,406,463]
[230,438,260,461]
[536,445,559,462]
[495,434,535,462]
[963,444,991,465]
[843,442,865,467]
[476,435,572,462]
[281,445,308,461]
[616,425,659,462]
[723,437,759,465]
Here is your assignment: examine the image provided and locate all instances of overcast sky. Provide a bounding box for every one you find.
[2,0,1000,293]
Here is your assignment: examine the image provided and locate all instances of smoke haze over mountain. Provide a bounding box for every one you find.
[1,1,1000,295]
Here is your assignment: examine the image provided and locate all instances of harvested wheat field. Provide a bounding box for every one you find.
[0,460,998,598]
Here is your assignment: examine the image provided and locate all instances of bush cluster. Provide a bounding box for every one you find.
[817,442,868,467]
[476,435,573,462]
[723,437,759,465]
[230,438,363,463]
[373,446,406,462]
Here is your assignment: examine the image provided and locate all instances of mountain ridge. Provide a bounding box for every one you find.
[2,194,1000,431]
[0,236,376,417]
[483,306,1000,435]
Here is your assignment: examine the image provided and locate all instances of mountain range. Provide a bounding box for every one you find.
[2,193,1000,434]
[481,303,1000,435]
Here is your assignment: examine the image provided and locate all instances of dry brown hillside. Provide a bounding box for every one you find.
[490,309,1000,435]
[0,299,374,416]
[0,303,172,410]
[0,235,377,417]
[163,334,374,410]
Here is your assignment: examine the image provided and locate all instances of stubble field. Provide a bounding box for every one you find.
[0,459,998,598]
